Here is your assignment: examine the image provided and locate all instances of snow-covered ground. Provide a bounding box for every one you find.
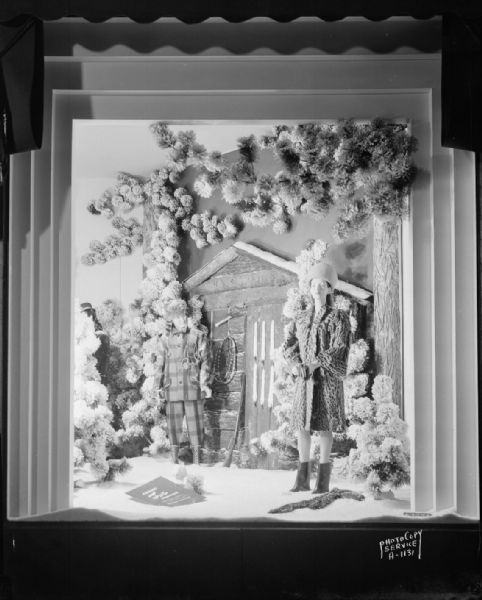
[70,455,426,522]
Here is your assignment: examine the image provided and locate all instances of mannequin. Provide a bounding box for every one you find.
[156,308,212,465]
[80,302,110,384]
[282,262,350,493]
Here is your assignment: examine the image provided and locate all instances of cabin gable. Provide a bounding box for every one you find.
[194,252,298,297]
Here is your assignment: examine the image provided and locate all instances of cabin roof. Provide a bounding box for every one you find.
[183,241,373,301]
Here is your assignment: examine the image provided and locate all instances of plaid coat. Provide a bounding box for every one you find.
[157,327,213,403]
[282,304,350,433]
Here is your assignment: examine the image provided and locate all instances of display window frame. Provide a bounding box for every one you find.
[1,16,480,599]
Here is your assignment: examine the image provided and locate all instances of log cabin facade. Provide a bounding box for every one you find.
[184,241,373,465]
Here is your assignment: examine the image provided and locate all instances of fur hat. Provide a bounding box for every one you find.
[307,262,338,290]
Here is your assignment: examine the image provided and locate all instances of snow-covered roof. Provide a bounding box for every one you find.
[183,241,373,302]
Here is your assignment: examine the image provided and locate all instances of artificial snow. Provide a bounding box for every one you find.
[71,455,420,522]
[233,241,299,275]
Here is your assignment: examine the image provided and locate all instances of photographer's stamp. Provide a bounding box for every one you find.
[379,530,423,560]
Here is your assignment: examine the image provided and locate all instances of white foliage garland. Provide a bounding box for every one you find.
[73,301,114,476]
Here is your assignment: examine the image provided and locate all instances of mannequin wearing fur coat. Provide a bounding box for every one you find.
[282,262,350,493]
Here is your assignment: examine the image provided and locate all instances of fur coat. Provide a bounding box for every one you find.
[282,302,350,433]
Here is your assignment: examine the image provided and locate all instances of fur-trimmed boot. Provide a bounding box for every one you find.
[290,462,311,492]
[170,445,179,464]
[312,462,331,494]
[192,445,201,465]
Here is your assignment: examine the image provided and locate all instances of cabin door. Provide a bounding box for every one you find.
[245,302,284,466]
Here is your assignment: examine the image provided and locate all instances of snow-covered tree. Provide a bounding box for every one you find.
[73,301,115,478]
[345,374,410,498]
[93,299,172,458]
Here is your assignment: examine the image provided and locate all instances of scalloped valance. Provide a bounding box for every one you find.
[0,5,481,156]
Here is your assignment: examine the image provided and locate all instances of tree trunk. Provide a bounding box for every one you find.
[373,215,402,411]
[142,196,159,256]
[142,196,160,276]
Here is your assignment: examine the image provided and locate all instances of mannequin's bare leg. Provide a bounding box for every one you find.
[297,430,311,462]
[318,431,333,463]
